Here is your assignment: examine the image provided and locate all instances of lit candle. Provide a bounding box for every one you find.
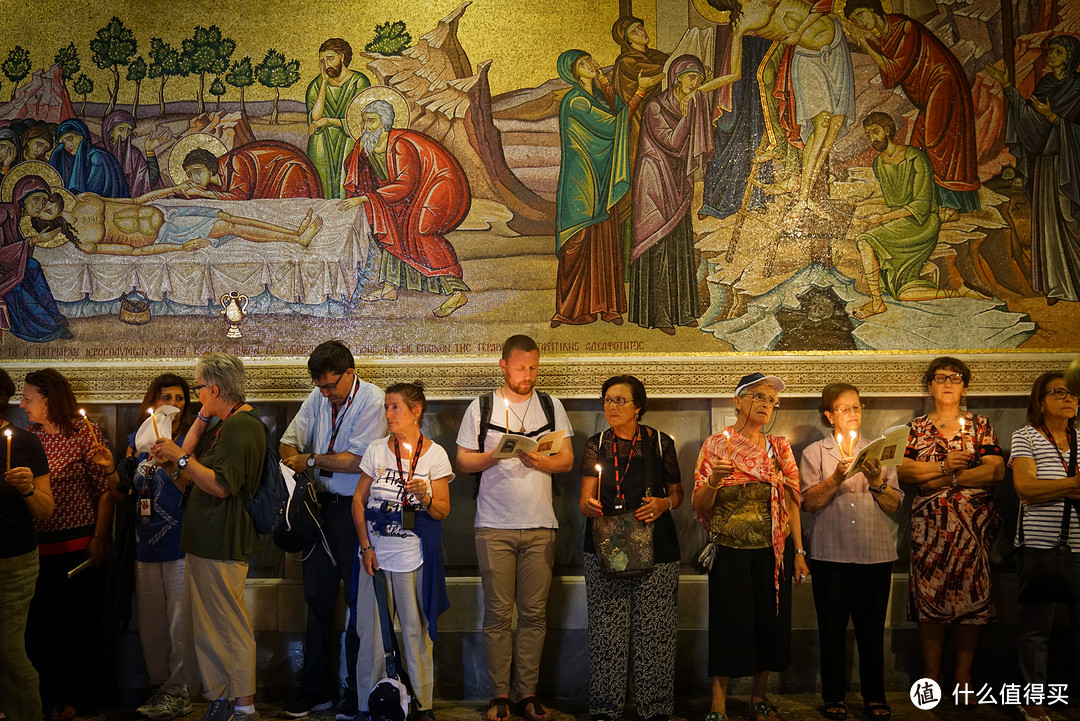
[848,430,858,457]
[595,463,602,498]
[503,397,510,431]
[79,409,98,445]
[4,428,11,472]
[723,429,731,457]
[836,432,847,461]
[149,408,160,438]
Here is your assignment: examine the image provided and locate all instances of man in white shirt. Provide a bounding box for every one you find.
[279,341,386,719]
[456,335,574,721]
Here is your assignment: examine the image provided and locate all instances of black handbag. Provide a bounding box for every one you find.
[591,428,659,579]
[1017,430,1077,604]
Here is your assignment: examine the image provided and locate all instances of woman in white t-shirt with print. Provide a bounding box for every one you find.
[352,382,453,720]
[1011,371,1079,721]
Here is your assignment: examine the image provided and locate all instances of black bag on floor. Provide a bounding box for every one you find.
[368,569,416,721]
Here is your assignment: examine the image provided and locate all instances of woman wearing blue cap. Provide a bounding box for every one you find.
[692,373,807,721]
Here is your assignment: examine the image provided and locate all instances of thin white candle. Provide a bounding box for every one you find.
[5,428,11,472]
[149,408,160,438]
[79,409,99,444]
[595,463,602,499]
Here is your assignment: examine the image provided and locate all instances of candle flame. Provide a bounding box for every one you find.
[79,409,87,418]
[958,417,966,430]
[849,430,858,440]
[148,408,154,416]
[723,430,730,438]
[3,429,11,438]
[836,433,843,445]
[595,464,602,473]
[402,443,412,454]
[503,397,510,408]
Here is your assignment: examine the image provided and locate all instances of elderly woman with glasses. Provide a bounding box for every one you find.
[899,356,1004,701]
[692,373,807,721]
[578,375,683,721]
[1010,372,1079,721]
[799,383,903,721]
[151,353,267,721]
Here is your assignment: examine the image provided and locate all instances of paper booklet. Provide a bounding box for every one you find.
[844,425,911,480]
[491,428,566,459]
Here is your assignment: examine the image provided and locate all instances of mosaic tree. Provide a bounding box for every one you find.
[128,56,147,117]
[182,25,235,115]
[148,38,189,116]
[73,73,93,115]
[2,46,30,101]
[365,21,412,55]
[54,42,81,94]
[255,48,300,124]
[225,56,254,114]
[90,16,137,115]
[209,76,226,110]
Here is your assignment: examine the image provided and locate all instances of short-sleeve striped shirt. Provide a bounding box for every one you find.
[1010,425,1080,551]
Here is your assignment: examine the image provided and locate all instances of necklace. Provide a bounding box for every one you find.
[503,391,534,433]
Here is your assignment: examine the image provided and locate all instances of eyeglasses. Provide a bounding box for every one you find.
[192,384,207,393]
[741,392,780,407]
[1044,387,1078,401]
[603,396,632,407]
[932,373,965,385]
[833,403,864,414]
[315,374,344,391]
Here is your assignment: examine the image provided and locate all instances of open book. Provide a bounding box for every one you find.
[844,425,911,480]
[492,429,566,459]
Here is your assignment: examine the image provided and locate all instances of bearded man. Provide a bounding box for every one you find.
[307,39,371,199]
[339,99,471,318]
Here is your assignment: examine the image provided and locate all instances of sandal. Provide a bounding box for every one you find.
[863,704,890,720]
[517,696,551,721]
[749,701,780,721]
[705,713,728,721]
[822,702,846,721]
[487,698,510,721]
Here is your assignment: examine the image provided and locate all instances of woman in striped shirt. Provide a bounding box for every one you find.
[1011,371,1079,721]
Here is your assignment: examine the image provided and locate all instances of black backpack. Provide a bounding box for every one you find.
[239,413,290,535]
[473,391,556,498]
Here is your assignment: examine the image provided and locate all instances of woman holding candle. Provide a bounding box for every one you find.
[1010,371,1079,721]
[799,383,903,721]
[577,375,683,721]
[20,368,115,720]
[899,356,1004,701]
[1,374,53,721]
[692,372,807,721]
[352,382,452,720]
[126,374,195,721]
[150,353,265,721]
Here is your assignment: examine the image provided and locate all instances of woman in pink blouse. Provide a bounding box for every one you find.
[21,369,115,720]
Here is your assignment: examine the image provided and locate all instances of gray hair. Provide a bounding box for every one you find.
[195,352,246,405]
[363,100,395,131]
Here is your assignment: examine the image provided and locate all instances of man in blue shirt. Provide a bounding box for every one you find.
[279,341,386,719]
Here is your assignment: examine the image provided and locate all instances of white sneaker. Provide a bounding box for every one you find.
[139,689,167,717]
[146,694,193,721]
[233,709,260,721]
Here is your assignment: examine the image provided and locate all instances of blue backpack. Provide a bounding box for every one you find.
[239,412,289,535]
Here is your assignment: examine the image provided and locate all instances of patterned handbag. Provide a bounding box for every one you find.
[591,428,658,579]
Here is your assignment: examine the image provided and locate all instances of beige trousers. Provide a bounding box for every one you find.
[182,555,256,700]
[475,527,556,699]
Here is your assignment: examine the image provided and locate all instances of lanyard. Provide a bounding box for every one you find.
[326,377,358,454]
[208,403,245,451]
[1042,424,1076,475]
[394,435,423,503]
[612,428,638,510]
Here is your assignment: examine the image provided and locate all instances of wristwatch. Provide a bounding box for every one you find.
[307,454,317,469]
[177,453,191,470]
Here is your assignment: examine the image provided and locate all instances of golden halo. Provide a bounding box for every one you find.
[20,187,76,247]
[691,0,730,24]
[346,85,411,140]
[168,133,228,185]
[1,161,62,203]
